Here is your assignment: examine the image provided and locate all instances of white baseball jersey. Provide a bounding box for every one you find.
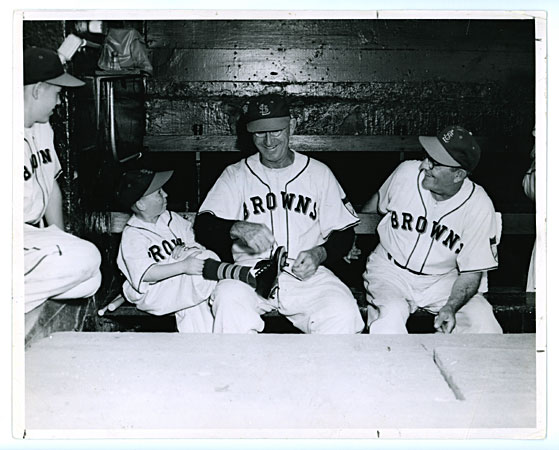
[376,160,499,275]
[117,211,213,315]
[199,152,360,264]
[24,123,62,225]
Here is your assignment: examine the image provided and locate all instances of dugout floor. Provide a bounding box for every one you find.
[21,332,541,438]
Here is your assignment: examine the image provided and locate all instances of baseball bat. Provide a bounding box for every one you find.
[97,295,126,316]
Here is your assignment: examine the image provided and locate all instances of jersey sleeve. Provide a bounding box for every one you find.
[198,165,245,220]
[317,164,360,238]
[456,193,500,273]
[117,227,157,294]
[42,123,62,179]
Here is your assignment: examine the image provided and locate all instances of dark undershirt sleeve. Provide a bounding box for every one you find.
[193,212,236,262]
[321,227,355,266]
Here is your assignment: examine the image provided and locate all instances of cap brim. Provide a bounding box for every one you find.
[46,72,85,87]
[144,170,174,196]
[418,136,461,167]
[247,117,290,133]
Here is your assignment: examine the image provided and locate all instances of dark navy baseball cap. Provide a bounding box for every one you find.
[419,125,481,172]
[116,169,174,210]
[24,47,85,87]
[243,94,291,133]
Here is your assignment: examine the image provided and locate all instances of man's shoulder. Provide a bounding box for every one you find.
[26,122,54,138]
[469,182,496,210]
[396,159,422,173]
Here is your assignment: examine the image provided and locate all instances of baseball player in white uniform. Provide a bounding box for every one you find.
[362,125,503,334]
[195,94,365,334]
[23,47,102,313]
[116,169,285,333]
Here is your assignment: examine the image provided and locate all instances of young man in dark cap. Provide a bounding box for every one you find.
[362,125,502,334]
[23,47,102,315]
[195,94,365,334]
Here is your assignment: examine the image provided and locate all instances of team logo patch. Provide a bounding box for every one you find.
[489,236,498,263]
[343,198,358,218]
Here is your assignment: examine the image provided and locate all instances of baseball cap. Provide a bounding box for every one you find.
[419,125,481,172]
[244,94,291,133]
[24,47,85,87]
[116,169,174,210]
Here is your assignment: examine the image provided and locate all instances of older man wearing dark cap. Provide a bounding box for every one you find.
[23,47,101,316]
[194,94,364,334]
[362,125,502,334]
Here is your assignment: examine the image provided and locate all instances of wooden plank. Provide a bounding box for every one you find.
[150,48,533,83]
[109,211,535,235]
[147,20,533,52]
[145,97,533,136]
[25,298,95,349]
[143,135,523,154]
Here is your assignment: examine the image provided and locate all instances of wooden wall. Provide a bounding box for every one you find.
[142,19,535,213]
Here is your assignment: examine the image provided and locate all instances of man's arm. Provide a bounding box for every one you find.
[434,271,483,333]
[194,212,274,259]
[43,179,65,229]
[143,249,204,282]
[361,192,379,213]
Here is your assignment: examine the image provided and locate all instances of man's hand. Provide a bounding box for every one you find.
[343,239,361,263]
[230,221,275,254]
[434,305,457,334]
[179,250,204,275]
[292,246,327,280]
[171,244,202,260]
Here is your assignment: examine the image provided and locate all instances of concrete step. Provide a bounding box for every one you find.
[23,332,539,437]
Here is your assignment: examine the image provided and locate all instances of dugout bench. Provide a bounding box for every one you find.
[95,210,536,334]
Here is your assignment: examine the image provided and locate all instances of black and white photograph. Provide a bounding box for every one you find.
[9,3,551,445]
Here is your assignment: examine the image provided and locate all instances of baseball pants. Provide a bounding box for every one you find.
[363,246,503,334]
[123,249,219,333]
[210,266,365,334]
[24,224,102,313]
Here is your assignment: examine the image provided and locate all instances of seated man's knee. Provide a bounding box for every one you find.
[367,298,410,333]
[372,297,410,320]
[74,244,101,285]
[211,280,251,310]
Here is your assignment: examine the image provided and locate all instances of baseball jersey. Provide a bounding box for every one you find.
[24,123,62,225]
[376,160,499,275]
[117,210,202,302]
[199,152,359,264]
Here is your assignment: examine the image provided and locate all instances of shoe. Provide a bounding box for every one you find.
[252,246,287,299]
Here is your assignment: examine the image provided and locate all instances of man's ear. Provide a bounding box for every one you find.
[288,117,297,136]
[134,198,145,212]
[454,168,468,183]
[32,82,42,100]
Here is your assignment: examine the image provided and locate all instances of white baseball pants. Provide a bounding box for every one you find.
[363,246,503,334]
[210,266,364,334]
[24,224,102,313]
[123,249,218,333]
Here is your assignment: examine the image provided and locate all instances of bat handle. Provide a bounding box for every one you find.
[107,295,126,312]
[98,295,126,316]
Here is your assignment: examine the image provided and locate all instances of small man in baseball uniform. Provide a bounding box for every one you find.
[116,169,285,333]
[23,47,102,314]
[194,94,365,334]
[362,125,503,334]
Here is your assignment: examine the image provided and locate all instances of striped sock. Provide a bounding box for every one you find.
[202,259,256,288]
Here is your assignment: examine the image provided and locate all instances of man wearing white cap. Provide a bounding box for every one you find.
[362,125,502,334]
[23,47,102,315]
